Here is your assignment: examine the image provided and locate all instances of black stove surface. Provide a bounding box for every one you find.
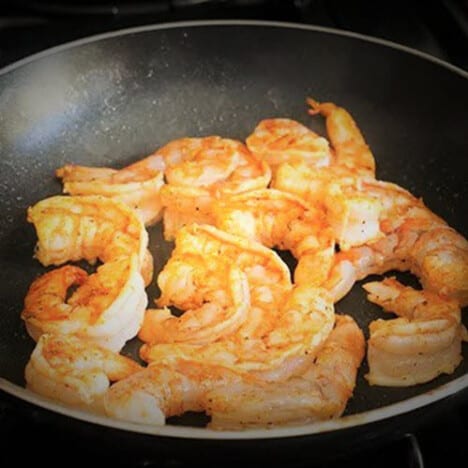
[1,1,467,467]
[1,387,467,467]
[1,0,468,70]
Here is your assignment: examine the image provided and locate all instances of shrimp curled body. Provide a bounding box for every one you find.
[324,181,468,306]
[141,224,335,372]
[23,196,149,350]
[363,277,465,386]
[104,314,363,428]
[25,333,142,410]
[246,118,332,172]
[139,266,251,345]
[56,152,165,226]
[208,314,365,429]
[213,188,335,286]
[157,137,271,240]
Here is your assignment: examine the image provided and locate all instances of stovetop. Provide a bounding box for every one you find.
[1,387,467,467]
[0,1,467,467]
[1,0,468,70]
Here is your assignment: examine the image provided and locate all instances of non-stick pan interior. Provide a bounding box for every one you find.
[0,22,467,433]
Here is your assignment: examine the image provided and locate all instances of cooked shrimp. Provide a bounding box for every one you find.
[151,225,335,360]
[27,194,152,284]
[160,136,241,187]
[138,266,250,345]
[307,98,375,176]
[363,277,465,386]
[22,257,147,351]
[272,100,468,304]
[155,137,271,240]
[154,224,292,322]
[24,195,149,350]
[25,333,142,410]
[245,118,332,171]
[27,195,148,265]
[208,314,364,429]
[158,136,270,190]
[273,162,383,250]
[323,180,468,305]
[56,153,165,226]
[105,315,362,428]
[213,188,335,286]
[276,161,468,304]
[141,283,335,373]
[141,224,333,370]
[158,185,216,240]
[103,360,257,426]
[267,97,380,250]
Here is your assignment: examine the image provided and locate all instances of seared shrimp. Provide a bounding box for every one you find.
[307,98,375,176]
[273,163,382,251]
[159,185,215,240]
[323,180,468,305]
[24,196,149,350]
[26,333,141,410]
[275,160,468,304]
[208,315,364,429]
[141,283,335,373]
[105,315,363,428]
[271,100,468,304]
[155,137,271,240]
[213,188,335,286]
[22,258,147,351]
[56,153,165,226]
[246,118,332,172]
[138,266,250,345]
[154,224,292,324]
[363,278,465,386]
[27,194,152,285]
[141,224,334,370]
[268,97,379,250]
[160,137,241,187]
[27,195,148,267]
[158,136,270,190]
[103,360,257,426]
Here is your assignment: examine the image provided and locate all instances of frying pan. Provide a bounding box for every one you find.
[0,20,467,464]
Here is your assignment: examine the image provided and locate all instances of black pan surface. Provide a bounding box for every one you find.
[0,21,467,443]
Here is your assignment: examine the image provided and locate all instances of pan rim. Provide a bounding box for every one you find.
[0,19,467,78]
[1,375,467,439]
[0,19,467,440]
